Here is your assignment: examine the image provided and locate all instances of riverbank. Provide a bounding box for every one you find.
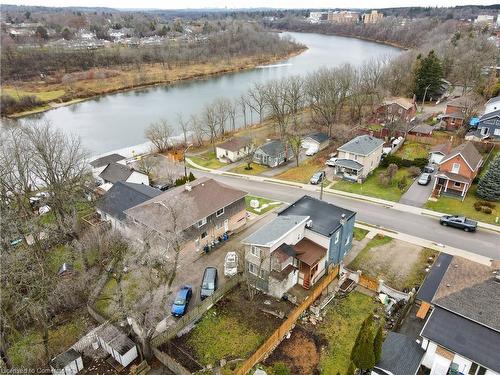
[3,47,306,119]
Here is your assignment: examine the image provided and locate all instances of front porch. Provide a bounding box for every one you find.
[432,173,471,201]
[334,159,364,183]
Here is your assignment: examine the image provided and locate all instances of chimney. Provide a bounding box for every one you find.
[340,213,347,226]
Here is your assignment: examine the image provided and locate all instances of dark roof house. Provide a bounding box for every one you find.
[373,332,424,375]
[90,153,125,168]
[97,181,161,221]
[216,136,252,152]
[98,163,134,184]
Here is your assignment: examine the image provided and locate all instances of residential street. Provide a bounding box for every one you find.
[192,169,500,260]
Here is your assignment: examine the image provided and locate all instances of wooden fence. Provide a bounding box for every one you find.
[358,273,379,292]
[235,265,340,375]
[151,274,242,348]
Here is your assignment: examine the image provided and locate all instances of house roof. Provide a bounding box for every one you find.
[409,124,434,135]
[439,142,482,171]
[90,153,125,168]
[417,253,453,302]
[441,111,465,120]
[435,171,472,184]
[279,195,356,237]
[338,135,384,156]
[334,158,363,171]
[429,143,452,155]
[303,132,329,144]
[421,307,500,373]
[242,215,309,247]
[294,238,327,266]
[486,96,500,105]
[480,109,500,122]
[216,136,252,152]
[383,97,415,110]
[257,139,286,157]
[375,332,424,375]
[50,348,81,370]
[97,181,161,220]
[125,177,246,232]
[447,95,472,108]
[98,162,134,184]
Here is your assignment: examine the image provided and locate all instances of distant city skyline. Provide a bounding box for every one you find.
[3,0,500,9]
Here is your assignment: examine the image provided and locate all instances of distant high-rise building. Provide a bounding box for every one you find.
[327,11,360,24]
[362,10,384,24]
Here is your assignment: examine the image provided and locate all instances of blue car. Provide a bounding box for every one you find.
[171,285,192,317]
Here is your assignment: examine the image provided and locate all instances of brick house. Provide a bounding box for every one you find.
[441,96,471,130]
[125,177,247,253]
[376,97,417,123]
[432,142,483,200]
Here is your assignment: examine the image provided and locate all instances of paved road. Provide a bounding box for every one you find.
[193,170,500,260]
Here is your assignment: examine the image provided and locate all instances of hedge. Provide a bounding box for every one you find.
[380,155,428,169]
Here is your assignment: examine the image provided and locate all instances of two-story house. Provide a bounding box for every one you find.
[332,135,384,182]
[433,142,483,199]
[416,255,500,375]
[97,162,149,191]
[242,195,355,298]
[441,96,475,130]
[215,136,253,163]
[90,153,126,179]
[376,97,417,123]
[253,139,292,168]
[484,96,500,115]
[467,110,500,142]
[124,177,247,252]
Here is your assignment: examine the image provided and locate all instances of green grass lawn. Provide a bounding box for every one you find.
[276,158,323,184]
[318,292,382,375]
[245,195,281,215]
[367,124,384,131]
[186,308,264,366]
[333,168,411,202]
[94,277,118,318]
[395,142,430,160]
[353,227,369,241]
[2,87,66,102]
[46,245,83,274]
[425,185,499,226]
[230,162,269,175]
[188,151,225,169]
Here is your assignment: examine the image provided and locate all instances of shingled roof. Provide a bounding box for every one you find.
[216,136,252,152]
[338,135,384,156]
[90,153,125,168]
[439,141,483,171]
[98,162,134,184]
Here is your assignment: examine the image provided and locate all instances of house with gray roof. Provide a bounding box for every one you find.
[333,135,384,182]
[372,332,424,375]
[484,95,500,115]
[467,109,500,142]
[253,139,292,168]
[242,195,356,298]
[301,132,330,151]
[97,162,149,188]
[414,255,500,375]
[215,136,253,163]
[89,153,126,179]
[96,181,161,230]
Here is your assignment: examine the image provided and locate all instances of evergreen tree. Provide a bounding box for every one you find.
[477,155,500,201]
[351,315,376,371]
[373,325,384,363]
[346,362,356,375]
[413,50,444,100]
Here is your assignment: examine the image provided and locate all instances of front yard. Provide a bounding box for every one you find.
[317,291,382,375]
[276,158,323,184]
[425,185,499,226]
[332,168,411,202]
[230,162,269,175]
[188,151,226,169]
[348,235,438,291]
[245,195,281,215]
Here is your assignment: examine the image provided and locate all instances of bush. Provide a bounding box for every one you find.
[398,176,408,191]
[408,166,421,177]
[378,173,390,187]
[474,202,483,211]
[482,207,493,214]
[271,363,291,375]
[380,154,427,169]
[1,94,44,115]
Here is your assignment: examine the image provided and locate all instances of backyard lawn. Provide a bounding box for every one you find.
[230,162,269,175]
[425,185,499,226]
[317,292,382,375]
[395,142,430,160]
[332,168,411,202]
[188,151,225,169]
[276,158,323,184]
[245,195,281,215]
[348,235,438,291]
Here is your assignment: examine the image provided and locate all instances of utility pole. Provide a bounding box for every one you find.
[421,84,431,113]
[183,144,193,178]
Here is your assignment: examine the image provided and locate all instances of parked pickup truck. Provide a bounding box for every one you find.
[440,215,477,232]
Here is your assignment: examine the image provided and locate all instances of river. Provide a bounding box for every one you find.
[22,32,400,155]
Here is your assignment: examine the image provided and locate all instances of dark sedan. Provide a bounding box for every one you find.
[440,215,477,232]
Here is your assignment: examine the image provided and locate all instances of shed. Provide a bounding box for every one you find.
[96,324,138,368]
[301,132,330,150]
[50,348,83,375]
[409,124,434,137]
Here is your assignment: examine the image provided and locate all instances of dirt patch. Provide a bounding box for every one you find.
[264,325,326,375]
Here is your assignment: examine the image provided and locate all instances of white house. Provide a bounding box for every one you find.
[484,96,500,115]
[96,324,138,368]
[301,132,330,151]
[97,162,149,186]
[50,349,83,375]
[215,136,253,163]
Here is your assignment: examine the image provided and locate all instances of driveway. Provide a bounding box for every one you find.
[399,174,434,207]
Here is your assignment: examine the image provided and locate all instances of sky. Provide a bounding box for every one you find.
[3,0,500,9]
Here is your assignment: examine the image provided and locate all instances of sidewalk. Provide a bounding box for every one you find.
[186,157,500,234]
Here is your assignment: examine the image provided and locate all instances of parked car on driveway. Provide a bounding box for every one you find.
[417,173,432,185]
[325,157,337,167]
[310,171,326,185]
[200,267,218,300]
[423,165,435,173]
[440,215,477,232]
[305,145,319,156]
[171,285,192,317]
[224,252,238,277]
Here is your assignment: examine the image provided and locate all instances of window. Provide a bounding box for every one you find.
[201,232,207,239]
[451,163,460,174]
[248,262,257,275]
[469,364,487,375]
[454,181,461,187]
[494,128,500,136]
[250,246,260,257]
[345,234,351,246]
[197,217,207,227]
[216,208,224,217]
[481,127,490,136]
[335,231,340,244]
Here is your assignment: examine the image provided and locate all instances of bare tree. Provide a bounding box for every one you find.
[145,119,173,153]
[287,134,303,167]
[176,113,190,147]
[284,76,305,132]
[190,114,204,147]
[246,83,267,124]
[239,95,248,127]
[202,103,219,152]
[263,78,290,140]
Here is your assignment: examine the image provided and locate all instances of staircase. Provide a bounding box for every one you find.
[130,361,151,375]
[303,278,310,289]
